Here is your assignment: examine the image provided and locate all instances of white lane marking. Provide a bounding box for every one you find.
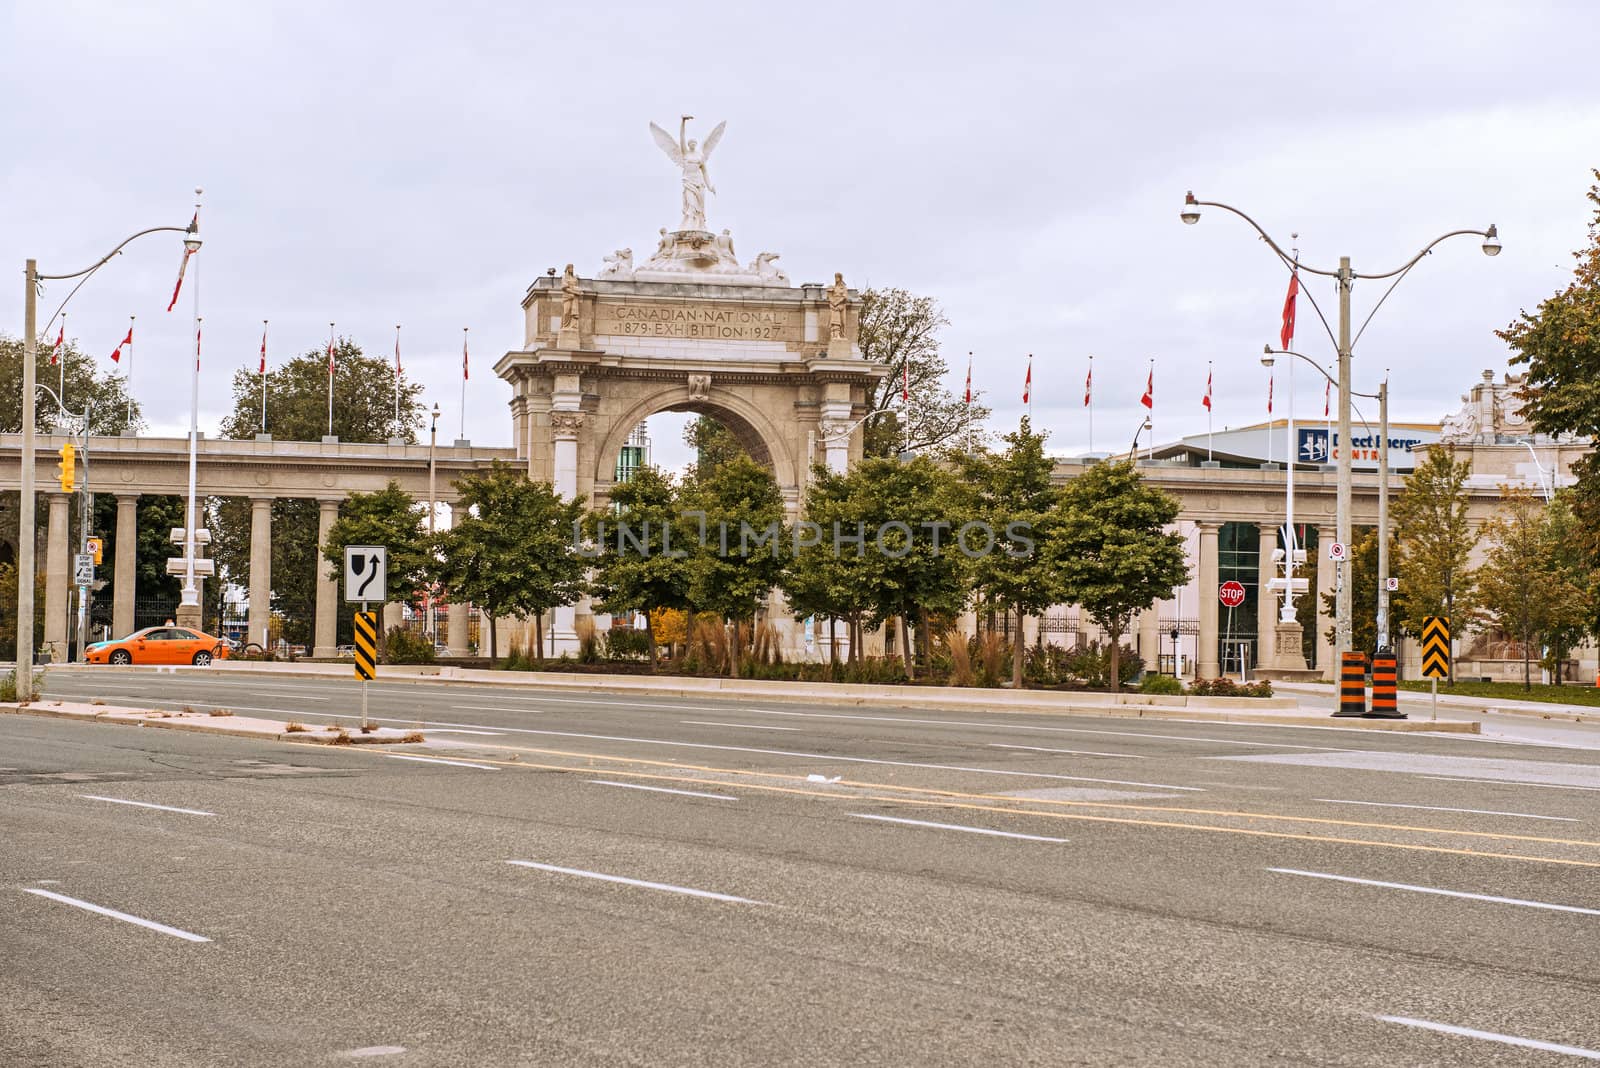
[506,860,764,904]
[850,813,1069,842]
[22,888,212,942]
[1313,798,1579,823]
[345,1046,408,1058]
[383,754,498,771]
[79,795,216,817]
[436,716,1206,789]
[589,780,738,801]
[739,708,1347,750]
[990,742,1146,760]
[1268,868,1600,917]
[450,696,742,713]
[1423,775,1600,794]
[1376,1015,1600,1061]
[247,691,330,700]
[421,729,504,736]
[679,720,801,732]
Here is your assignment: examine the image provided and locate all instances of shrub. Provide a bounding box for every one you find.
[973,631,1010,688]
[283,720,308,733]
[1137,673,1184,695]
[605,626,650,661]
[1187,677,1273,698]
[946,630,975,687]
[0,669,42,703]
[385,627,436,665]
[1063,641,1143,689]
[575,617,600,664]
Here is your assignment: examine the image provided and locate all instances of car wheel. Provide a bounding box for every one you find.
[109,649,132,665]
[192,650,212,667]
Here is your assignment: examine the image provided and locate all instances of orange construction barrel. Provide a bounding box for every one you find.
[1365,652,1405,719]
[1333,651,1367,717]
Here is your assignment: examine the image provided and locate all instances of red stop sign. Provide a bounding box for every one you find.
[1218,580,1247,608]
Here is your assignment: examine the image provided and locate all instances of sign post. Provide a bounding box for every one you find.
[344,547,387,733]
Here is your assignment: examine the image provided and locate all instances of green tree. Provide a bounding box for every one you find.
[858,288,990,457]
[432,462,586,661]
[1476,489,1589,690]
[958,417,1060,686]
[782,465,875,666]
[1541,494,1597,681]
[1391,447,1477,676]
[587,466,690,669]
[845,455,971,678]
[1319,527,1395,659]
[680,452,786,677]
[210,340,424,645]
[1048,460,1188,691]
[319,482,433,654]
[0,333,141,435]
[683,418,749,481]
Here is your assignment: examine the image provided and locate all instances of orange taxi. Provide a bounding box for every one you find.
[85,626,231,667]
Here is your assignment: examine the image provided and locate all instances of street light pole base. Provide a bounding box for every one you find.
[175,605,202,630]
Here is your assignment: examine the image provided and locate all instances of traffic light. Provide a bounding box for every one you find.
[56,443,76,494]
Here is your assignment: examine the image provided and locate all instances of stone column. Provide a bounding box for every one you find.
[313,499,340,658]
[447,603,470,656]
[1316,524,1336,680]
[1138,606,1160,675]
[820,394,852,475]
[382,601,404,639]
[44,493,70,662]
[1256,524,1278,672]
[549,404,583,655]
[113,494,138,638]
[248,498,273,650]
[1196,521,1221,679]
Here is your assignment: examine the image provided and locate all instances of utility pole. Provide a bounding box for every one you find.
[18,260,39,696]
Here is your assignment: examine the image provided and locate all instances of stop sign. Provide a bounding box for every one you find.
[1218,580,1247,608]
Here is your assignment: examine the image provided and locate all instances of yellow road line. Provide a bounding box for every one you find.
[361,744,1600,869]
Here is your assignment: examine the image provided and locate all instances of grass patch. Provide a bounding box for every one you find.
[328,729,353,745]
[283,720,308,733]
[90,698,106,706]
[207,708,234,717]
[1396,679,1600,707]
[399,732,424,743]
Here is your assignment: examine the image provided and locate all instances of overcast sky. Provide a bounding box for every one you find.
[5,1,1598,470]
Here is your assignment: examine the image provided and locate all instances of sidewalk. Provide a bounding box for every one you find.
[47,661,1480,733]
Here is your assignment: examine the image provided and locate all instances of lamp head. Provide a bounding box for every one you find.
[1260,349,1276,367]
[183,227,202,253]
[1180,191,1201,225]
[1482,223,1501,257]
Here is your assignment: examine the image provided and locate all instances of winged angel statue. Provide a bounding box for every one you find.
[650,117,726,232]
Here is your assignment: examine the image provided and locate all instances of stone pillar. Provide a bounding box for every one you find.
[1256,524,1278,672]
[248,498,273,650]
[447,602,470,656]
[1196,521,1221,679]
[382,601,404,638]
[44,493,70,662]
[1316,524,1336,680]
[820,393,852,475]
[1138,606,1160,675]
[113,494,138,638]
[549,403,583,655]
[313,499,340,658]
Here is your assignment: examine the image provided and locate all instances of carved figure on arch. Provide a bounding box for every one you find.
[827,272,850,341]
[687,374,711,401]
[750,252,789,284]
[560,264,581,327]
[599,248,634,279]
[649,116,726,232]
[713,229,738,267]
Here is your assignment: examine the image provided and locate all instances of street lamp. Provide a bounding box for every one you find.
[1182,192,1497,665]
[428,402,441,646]
[16,213,200,699]
[1265,347,1392,653]
[178,192,206,627]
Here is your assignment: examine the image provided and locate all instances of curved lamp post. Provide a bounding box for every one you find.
[17,219,200,698]
[1182,193,1496,665]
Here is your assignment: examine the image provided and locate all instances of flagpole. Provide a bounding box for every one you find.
[1207,359,1213,462]
[1086,354,1094,454]
[58,312,66,419]
[393,322,403,431]
[460,327,469,441]
[327,322,335,438]
[125,315,134,428]
[260,320,269,433]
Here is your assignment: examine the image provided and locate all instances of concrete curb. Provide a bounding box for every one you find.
[1277,681,1598,724]
[1,702,419,745]
[37,664,1481,732]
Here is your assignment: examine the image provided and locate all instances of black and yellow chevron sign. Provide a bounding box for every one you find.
[1421,615,1450,679]
[353,611,378,681]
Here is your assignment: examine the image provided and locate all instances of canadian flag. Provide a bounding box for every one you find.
[259,326,267,375]
[1023,356,1032,404]
[902,358,910,403]
[166,212,198,312]
[964,352,972,404]
[1084,363,1092,407]
[1202,368,1212,411]
[394,331,402,376]
[1280,270,1299,350]
[1267,373,1274,415]
[462,330,470,381]
[110,327,132,364]
[1140,367,1153,409]
[50,325,64,366]
[1323,376,1331,418]
[327,337,336,376]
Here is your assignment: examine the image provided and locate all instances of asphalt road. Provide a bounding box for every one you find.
[4,668,1600,1066]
